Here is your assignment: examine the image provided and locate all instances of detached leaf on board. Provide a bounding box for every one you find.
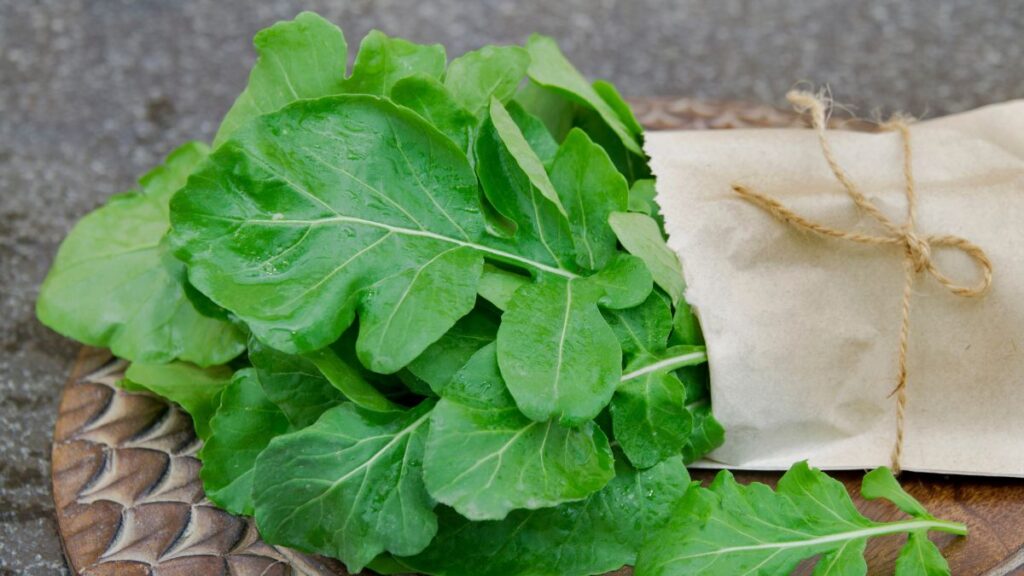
[37,142,245,367]
[253,400,437,572]
[423,344,615,520]
[120,361,233,440]
[404,457,692,576]
[199,369,291,515]
[635,462,965,576]
[214,12,348,146]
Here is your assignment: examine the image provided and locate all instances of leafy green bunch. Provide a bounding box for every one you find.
[37,12,964,575]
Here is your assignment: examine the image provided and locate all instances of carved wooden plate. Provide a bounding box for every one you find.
[52,99,1024,576]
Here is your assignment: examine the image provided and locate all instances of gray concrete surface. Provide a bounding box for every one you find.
[1,1,1021,573]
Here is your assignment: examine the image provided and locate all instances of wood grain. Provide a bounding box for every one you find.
[51,98,1024,576]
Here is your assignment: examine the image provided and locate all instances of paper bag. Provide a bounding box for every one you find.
[646,100,1024,476]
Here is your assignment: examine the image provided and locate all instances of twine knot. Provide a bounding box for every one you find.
[731,90,993,473]
[902,229,931,274]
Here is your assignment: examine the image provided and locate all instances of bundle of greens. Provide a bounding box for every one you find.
[37,12,965,576]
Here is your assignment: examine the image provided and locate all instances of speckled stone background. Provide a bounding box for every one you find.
[1,1,1021,574]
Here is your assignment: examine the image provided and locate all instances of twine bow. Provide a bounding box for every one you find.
[732,91,994,473]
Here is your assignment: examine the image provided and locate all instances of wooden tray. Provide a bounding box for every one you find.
[51,99,1024,576]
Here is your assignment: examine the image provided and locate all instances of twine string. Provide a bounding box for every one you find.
[731,90,993,473]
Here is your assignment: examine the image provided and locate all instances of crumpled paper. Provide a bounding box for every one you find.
[647,100,1024,476]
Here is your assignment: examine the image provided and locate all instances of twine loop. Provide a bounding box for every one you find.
[732,90,993,473]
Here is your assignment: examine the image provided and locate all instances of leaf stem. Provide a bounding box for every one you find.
[620,350,708,383]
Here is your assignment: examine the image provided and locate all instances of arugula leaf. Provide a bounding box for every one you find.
[171,96,484,365]
[896,532,951,576]
[37,142,245,367]
[199,368,291,515]
[609,211,685,303]
[505,101,560,166]
[585,252,653,309]
[248,336,344,428]
[627,179,666,230]
[214,12,348,146]
[406,310,498,394]
[392,75,477,153]
[524,34,642,156]
[604,290,673,356]
[513,79,576,142]
[253,400,437,572]
[476,263,529,311]
[475,101,575,269]
[635,462,966,576]
[681,402,725,464]
[120,361,233,440]
[304,345,399,411]
[424,343,615,520]
[593,79,644,137]
[487,98,567,217]
[611,355,692,469]
[549,128,629,270]
[444,45,531,116]
[405,456,692,576]
[497,277,621,425]
[344,30,446,96]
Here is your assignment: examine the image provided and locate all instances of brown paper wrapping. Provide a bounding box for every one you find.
[647,101,1024,476]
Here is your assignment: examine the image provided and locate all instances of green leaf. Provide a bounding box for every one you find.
[505,101,560,166]
[404,456,692,576]
[612,355,692,469]
[253,400,437,572]
[603,290,673,356]
[635,462,967,576]
[423,343,615,520]
[444,45,530,116]
[303,346,399,411]
[406,309,498,394]
[37,142,244,367]
[585,252,653,309]
[344,30,446,96]
[681,402,725,464]
[475,102,575,269]
[476,263,529,311]
[671,300,704,345]
[609,211,685,303]
[248,336,344,428]
[199,369,291,515]
[514,80,576,143]
[861,467,932,519]
[525,34,642,156]
[121,361,233,440]
[392,75,477,153]
[497,277,621,425]
[171,96,485,365]
[593,79,644,137]
[627,179,665,230]
[488,98,566,216]
[549,128,629,270]
[214,12,348,146]
[895,532,951,576]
